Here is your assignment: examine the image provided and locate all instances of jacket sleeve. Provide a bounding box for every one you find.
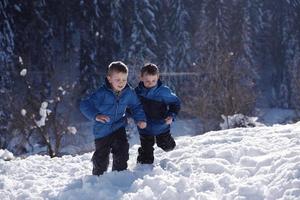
[79,91,102,121]
[160,87,181,118]
[128,90,146,122]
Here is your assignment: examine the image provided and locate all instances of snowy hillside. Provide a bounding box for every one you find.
[1,123,300,200]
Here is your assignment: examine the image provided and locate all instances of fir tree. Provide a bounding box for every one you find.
[126,0,158,70]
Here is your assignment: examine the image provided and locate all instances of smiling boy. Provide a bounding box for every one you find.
[80,61,147,175]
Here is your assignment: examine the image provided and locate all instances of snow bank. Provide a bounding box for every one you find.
[1,122,300,199]
[0,149,14,161]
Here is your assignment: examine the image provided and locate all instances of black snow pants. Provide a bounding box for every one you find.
[92,127,129,176]
[137,131,176,164]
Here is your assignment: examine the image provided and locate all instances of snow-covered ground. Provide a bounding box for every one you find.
[1,122,300,200]
[59,118,203,155]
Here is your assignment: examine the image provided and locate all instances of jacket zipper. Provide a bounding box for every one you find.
[113,92,120,130]
[115,95,120,121]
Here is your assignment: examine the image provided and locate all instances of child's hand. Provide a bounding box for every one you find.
[165,116,173,125]
[137,121,147,129]
[95,115,110,123]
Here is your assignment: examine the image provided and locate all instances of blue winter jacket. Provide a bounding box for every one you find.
[80,79,146,139]
[135,80,181,136]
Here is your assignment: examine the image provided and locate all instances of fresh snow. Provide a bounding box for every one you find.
[67,126,77,135]
[20,68,27,76]
[20,109,27,116]
[1,123,300,199]
[0,149,14,161]
[35,101,51,128]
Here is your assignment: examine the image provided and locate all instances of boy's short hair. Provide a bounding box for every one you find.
[107,61,128,75]
[141,63,159,76]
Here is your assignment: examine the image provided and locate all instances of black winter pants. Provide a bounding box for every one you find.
[92,127,129,176]
[137,131,176,164]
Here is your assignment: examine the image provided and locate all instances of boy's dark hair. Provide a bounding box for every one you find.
[141,63,159,76]
[108,61,128,75]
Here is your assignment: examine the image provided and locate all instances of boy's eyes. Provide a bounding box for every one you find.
[114,79,127,82]
[146,80,156,83]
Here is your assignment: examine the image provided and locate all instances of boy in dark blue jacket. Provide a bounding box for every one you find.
[135,63,181,164]
[80,61,147,175]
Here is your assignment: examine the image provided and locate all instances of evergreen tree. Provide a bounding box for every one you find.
[172,0,192,70]
[154,0,192,88]
[110,0,126,59]
[153,1,174,70]
[78,0,116,95]
[284,0,300,110]
[126,0,158,71]
[0,0,15,148]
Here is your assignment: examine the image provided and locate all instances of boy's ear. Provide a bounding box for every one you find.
[107,75,111,82]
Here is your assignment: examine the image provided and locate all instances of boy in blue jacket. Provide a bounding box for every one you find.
[135,63,181,164]
[80,61,147,175]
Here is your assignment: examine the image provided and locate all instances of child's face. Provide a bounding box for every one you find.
[107,72,128,92]
[141,73,159,88]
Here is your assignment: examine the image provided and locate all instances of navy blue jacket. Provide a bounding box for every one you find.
[80,79,146,139]
[135,80,181,135]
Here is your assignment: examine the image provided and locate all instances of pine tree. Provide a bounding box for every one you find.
[157,0,192,71]
[110,0,125,59]
[78,0,117,95]
[284,0,300,111]
[151,1,173,70]
[172,0,192,70]
[151,0,192,88]
[126,0,158,72]
[0,0,15,148]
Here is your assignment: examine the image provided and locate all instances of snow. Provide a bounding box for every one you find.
[21,109,26,116]
[18,56,23,65]
[1,122,300,199]
[0,149,14,161]
[35,101,51,128]
[219,114,262,129]
[67,126,77,135]
[20,68,27,76]
[58,86,66,95]
[14,5,21,12]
